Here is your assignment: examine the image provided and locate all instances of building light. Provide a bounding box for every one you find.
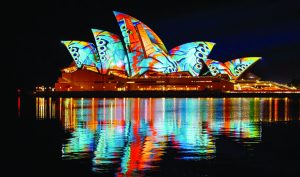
[195,81,212,82]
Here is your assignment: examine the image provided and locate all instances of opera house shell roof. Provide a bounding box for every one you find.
[61,11,261,80]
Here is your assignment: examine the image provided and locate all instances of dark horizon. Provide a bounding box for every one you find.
[12,0,300,90]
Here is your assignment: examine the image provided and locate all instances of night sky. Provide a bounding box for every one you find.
[12,0,300,90]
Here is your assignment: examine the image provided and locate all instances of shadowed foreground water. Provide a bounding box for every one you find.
[13,96,300,177]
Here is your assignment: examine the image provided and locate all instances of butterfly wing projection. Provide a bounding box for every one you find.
[205,57,261,80]
[224,57,261,79]
[137,44,179,75]
[136,23,178,75]
[91,29,128,75]
[61,41,101,72]
[169,42,215,76]
[204,59,233,78]
[114,14,146,76]
[113,11,168,53]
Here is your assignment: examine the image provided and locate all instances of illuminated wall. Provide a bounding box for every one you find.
[113,11,168,53]
[137,44,179,74]
[205,57,261,80]
[91,29,127,74]
[61,41,101,71]
[114,15,146,76]
[169,42,215,76]
[205,59,233,77]
[135,23,178,74]
[113,11,180,76]
[224,57,261,79]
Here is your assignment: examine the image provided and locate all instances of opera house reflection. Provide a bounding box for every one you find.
[35,97,299,175]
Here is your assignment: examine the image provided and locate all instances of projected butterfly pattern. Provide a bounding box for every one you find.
[61,11,261,80]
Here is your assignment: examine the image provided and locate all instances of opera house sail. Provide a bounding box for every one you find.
[52,11,292,92]
[61,41,101,73]
[91,29,128,75]
[169,42,215,76]
[204,57,261,80]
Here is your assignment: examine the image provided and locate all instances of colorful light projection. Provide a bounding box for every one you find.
[169,42,215,76]
[205,57,262,80]
[113,11,180,76]
[113,11,168,53]
[136,23,178,74]
[205,59,233,77]
[61,41,101,72]
[224,57,261,79]
[91,29,127,74]
[138,41,178,74]
[61,11,261,79]
[114,15,146,76]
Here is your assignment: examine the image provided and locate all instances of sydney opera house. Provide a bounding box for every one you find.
[53,11,294,93]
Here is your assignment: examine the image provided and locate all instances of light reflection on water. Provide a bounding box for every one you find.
[35,97,299,175]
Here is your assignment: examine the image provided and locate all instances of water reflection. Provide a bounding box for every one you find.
[36,97,56,119]
[36,97,300,175]
[17,96,21,117]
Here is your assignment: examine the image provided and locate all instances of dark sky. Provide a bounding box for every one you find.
[12,0,300,90]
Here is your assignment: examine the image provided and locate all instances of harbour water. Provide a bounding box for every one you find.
[13,96,300,176]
